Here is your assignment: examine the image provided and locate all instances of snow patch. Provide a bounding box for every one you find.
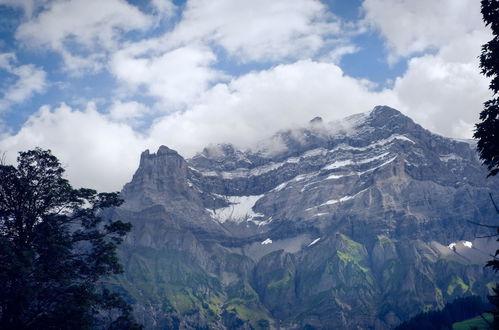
[390,135,415,144]
[198,148,326,180]
[209,195,264,223]
[325,155,396,180]
[261,238,272,245]
[323,159,353,170]
[199,170,218,177]
[463,241,473,248]
[253,216,273,226]
[199,162,284,179]
[273,182,288,192]
[302,148,328,158]
[295,173,318,181]
[322,152,390,171]
[308,238,321,246]
[447,241,473,249]
[188,166,200,172]
[355,156,397,176]
[273,172,320,192]
[195,134,412,180]
[321,196,352,206]
[329,135,414,153]
[286,157,300,164]
[357,152,391,165]
[308,188,369,208]
[440,154,462,162]
[364,134,415,148]
[326,173,348,180]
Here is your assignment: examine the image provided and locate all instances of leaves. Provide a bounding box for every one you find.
[475,1,499,177]
[0,149,140,329]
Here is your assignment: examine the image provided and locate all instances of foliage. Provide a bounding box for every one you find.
[476,1,499,328]
[0,148,141,329]
[475,0,499,177]
[395,296,489,330]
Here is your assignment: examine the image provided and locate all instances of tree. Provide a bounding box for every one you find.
[476,1,499,328]
[394,296,489,330]
[0,148,141,329]
[475,0,499,177]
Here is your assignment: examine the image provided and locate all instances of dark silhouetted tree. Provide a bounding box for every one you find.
[475,0,499,177]
[0,148,141,329]
[395,296,489,330]
[476,1,499,328]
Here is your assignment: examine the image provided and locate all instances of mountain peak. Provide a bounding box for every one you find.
[367,105,417,133]
[309,116,323,125]
[116,104,497,330]
[371,105,403,117]
[139,145,183,165]
[368,105,411,124]
[122,145,191,210]
[157,145,180,156]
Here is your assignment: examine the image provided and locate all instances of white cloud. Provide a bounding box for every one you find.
[107,100,151,122]
[0,103,149,191]
[0,53,47,111]
[322,44,359,64]
[0,0,48,18]
[0,0,492,192]
[392,52,491,139]
[170,0,341,62]
[150,0,176,18]
[15,0,153,73]
[360,0,491,138]
[0,60,395,191]
[110,45,225,106]
[148,60,395,156]
[107,0,349,106]
[103,0,356,106]
[362,0,484,61]
[0,52,489,191]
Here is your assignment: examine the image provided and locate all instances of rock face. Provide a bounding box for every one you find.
[110,106,498,329]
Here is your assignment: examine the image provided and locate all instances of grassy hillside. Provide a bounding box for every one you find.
[452,313,492,330]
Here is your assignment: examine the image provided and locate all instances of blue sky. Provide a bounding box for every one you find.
[0,0,492,190]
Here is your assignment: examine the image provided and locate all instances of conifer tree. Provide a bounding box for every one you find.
[476,1,499,328]
[475,0,499,177]
[0,148,141,329]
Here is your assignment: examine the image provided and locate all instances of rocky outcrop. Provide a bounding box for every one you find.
[113,106,498,329]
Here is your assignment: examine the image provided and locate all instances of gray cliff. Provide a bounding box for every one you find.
[108,106,498,329]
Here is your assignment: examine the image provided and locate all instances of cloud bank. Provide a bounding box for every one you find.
[0,0,491,191]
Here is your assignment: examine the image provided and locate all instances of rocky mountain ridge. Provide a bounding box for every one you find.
[111,106,498,329]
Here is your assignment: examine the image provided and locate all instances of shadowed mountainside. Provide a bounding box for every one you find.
[108,106,498,329]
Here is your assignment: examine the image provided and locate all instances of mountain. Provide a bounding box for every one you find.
[107,106,498,329]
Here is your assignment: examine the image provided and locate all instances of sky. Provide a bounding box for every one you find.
[0,0,492,191]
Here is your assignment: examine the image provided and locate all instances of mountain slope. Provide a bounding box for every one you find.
[111,106,498,329]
